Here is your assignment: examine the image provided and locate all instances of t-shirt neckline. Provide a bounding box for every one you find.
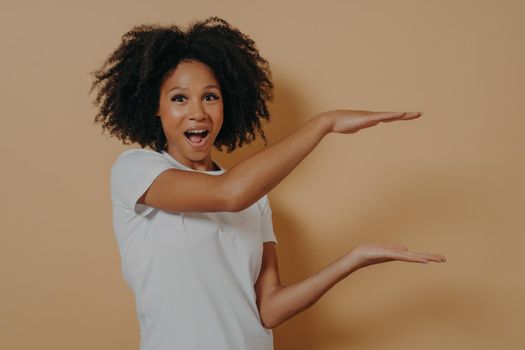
[160,150,225,174]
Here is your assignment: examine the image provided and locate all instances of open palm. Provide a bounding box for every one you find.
[343,244,446,272]
[318,109,422,134]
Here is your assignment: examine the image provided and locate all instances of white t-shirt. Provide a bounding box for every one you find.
[110,149,278,350]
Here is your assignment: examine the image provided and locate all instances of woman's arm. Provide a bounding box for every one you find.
[224,114,331,211]
[141,110,420,213]
[225,110,421,211]
[256,243,446,329]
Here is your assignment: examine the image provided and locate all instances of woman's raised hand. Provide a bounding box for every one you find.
[317,109,422,134]
[342,244,446,272]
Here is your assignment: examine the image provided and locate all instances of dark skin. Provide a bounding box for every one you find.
[255,242,446,328]
[142,59,447,329]
[156,59,224,172]
[254,109,447,328]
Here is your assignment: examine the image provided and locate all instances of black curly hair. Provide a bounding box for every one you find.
[89,16,273,153]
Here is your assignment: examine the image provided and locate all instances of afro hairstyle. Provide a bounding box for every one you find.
[89,16,273,153]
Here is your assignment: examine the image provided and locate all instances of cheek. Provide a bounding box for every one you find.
[215,112,224,132]
[207,104,223,128]
[159,111,185,138]
[162,107,187,129]
[166,105,186,119]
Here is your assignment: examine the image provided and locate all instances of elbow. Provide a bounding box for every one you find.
[220,174,249,212]
[259,302,284,329]
[231,195,251,212]
[260,312,278,330]
[262,321,275,330]
[223,196,244,213]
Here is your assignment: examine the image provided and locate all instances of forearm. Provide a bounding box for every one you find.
[260,253,356,329]
[224,114,331,211]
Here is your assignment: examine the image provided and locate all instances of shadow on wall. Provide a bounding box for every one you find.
[212,68,310,168]
[218,71,482,349]
[270,169,486,349]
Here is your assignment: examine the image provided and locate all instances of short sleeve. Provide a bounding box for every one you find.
[110,149,173,217]
[259,195,278,245]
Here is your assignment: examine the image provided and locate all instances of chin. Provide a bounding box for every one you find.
[185,146,212,158]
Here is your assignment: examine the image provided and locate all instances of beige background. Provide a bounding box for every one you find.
[1,0,524,349]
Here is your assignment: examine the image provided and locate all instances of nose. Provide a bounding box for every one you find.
[189,100,206,121]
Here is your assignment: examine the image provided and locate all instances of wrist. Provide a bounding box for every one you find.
[338,251,361,276]
[312,113,333,136]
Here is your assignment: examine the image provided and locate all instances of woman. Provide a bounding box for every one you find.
[90,16,446,350]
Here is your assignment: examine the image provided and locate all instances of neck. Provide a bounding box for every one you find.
[165,146,217,171]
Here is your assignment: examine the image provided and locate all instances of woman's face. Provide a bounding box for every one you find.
[157,59,224,171]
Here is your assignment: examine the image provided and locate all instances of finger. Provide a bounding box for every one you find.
[407,251,447,263]
[398,112,422,120]
[391,252,429,264]
[410,250,446,261]
[427,254,447,262]
[368,112,406,123]
[382,112,422,122]
[363,112,406,125]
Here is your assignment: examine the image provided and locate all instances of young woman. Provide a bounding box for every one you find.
[90,16,446,350]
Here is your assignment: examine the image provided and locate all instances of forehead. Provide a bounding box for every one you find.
[162,60,219,90]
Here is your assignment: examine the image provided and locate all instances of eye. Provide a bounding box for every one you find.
[204,93,219,101]
[171,95,186,102]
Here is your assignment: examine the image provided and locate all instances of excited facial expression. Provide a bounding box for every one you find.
[157,59,224,171]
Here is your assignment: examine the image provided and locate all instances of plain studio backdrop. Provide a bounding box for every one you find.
[1,0,523,349]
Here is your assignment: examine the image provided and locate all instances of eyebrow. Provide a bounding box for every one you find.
[168,84,220,93]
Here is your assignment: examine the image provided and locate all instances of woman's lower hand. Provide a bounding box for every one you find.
[341,243,446,273]
[316,109,422,134]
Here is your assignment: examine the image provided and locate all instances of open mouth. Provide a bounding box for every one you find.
[184,130,210,147]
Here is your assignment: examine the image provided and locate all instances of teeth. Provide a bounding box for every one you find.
[187,129,207,134]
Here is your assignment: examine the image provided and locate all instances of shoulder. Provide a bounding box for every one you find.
[110,148,172,184]
[112,148,168,169]
[114,148,165,162]
[109,148,174,208]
